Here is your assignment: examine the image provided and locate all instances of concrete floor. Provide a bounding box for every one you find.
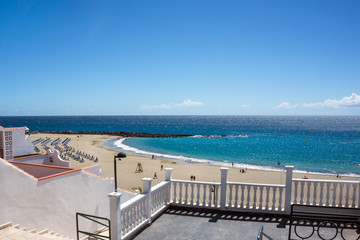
[133,207,360,240]
[134,207,289,240]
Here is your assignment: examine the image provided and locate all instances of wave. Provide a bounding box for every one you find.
[188,134,249,139]
[109,138,358,178]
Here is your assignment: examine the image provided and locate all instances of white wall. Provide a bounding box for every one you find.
[10,128,34,157]
[0,158,120,239]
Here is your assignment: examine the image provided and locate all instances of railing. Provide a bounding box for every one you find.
[227,182,285,213]
[292,179,359,208]
[120,194,148,239]
[108,167,360,240]
[171,180,221,208]
[151,181,170,215]
[76,212,110,240]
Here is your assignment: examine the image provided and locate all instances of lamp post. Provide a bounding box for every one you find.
[114,152,127,192]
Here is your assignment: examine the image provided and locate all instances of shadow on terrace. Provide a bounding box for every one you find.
[134,207,289,240]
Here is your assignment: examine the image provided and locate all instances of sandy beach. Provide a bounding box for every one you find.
[30,133,358,192]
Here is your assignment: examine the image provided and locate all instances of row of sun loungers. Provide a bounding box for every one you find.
[33,137,100,164]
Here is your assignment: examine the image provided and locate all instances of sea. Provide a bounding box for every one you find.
[1,115,359,176]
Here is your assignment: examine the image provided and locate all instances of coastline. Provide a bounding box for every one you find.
[112,138,360,178]
[30,133,359,192]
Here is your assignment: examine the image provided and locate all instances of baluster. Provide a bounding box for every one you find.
[259,186,264,210]
[130,205,135,229]
[265,186,270,210]
[173,182,178,203]
[300,181,305,204]
[319,182,324,206]
[135,202,139,225]
[345,183,350,207]
[326,182,330,206]
[246,185,251,209]
[228,184,233,207]
[184,182,189,205]
[196,183,200,206]
[126,207,130,233]
[352,184,357,208]
[313,182,318,205]
[208,185,213,206]
[332,183,338,206]
[339,182,344,207]
[293,181,298,204]
[191,183,195,205]
[306,182,311,205]
[121,209,125,234]
[234,185,239,208]
[278,187,283,211]
[253,186,258,209]
[215,185,219,207]
[271,187,276,210]
[203,184,207,206]
[179,182,183,204]
[240,185,245,208]
[142,197,146,221]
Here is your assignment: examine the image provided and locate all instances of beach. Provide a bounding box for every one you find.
[30,133,358,192]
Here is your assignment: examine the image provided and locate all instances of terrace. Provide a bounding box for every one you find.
[78,166,360,240]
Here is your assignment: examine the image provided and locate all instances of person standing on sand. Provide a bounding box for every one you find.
[153,172,157,179]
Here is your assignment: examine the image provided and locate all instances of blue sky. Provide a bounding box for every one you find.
[0,0,359,116]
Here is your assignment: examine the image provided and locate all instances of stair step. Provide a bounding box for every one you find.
[0,225,72,240]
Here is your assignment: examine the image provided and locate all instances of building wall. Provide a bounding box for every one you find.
[0,127,34,159]
[0,158,116,239]
[11,128,34,157]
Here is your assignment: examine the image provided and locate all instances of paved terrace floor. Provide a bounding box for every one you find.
[134,207,290,240]
[133,207,360,240]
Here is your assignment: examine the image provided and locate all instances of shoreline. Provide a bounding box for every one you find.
[29,133,359,192]
[111,137,360,178]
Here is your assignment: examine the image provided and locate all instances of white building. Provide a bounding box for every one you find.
[0,125,135,239]
[0,125,34,160]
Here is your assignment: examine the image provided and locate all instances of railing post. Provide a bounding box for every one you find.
[165,168,173,203]
[284,166,294,214]
[142,177,152,224]
[108,192,122,240]
[358,164,360,208]
[220,167,228,210]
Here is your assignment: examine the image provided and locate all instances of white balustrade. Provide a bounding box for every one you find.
[120,194,147,238]
[151,181,170,215]
[292,179,359,208]
[110,167,360,240]
[227,182,286,213]
[171,180,221,208]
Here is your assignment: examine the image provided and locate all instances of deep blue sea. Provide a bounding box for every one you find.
[1,115,359,175]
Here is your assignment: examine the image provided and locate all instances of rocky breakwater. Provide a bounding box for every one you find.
[30,130,192,138]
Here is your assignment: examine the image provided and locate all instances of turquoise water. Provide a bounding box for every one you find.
[1,115,359,175]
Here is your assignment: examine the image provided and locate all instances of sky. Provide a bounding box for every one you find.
[0,0,359,116]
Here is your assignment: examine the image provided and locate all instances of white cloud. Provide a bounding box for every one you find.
[141,99,203,110]
[241,104,250,108]
[176,99,203,107]
[274,93,360,109]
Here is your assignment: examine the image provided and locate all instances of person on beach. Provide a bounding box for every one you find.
[161,164,163,171]
[153,172,157,179]
[190,175,193,181]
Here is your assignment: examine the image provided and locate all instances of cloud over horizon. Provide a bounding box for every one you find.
[274,93,360,110]
[141,99,204,110]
